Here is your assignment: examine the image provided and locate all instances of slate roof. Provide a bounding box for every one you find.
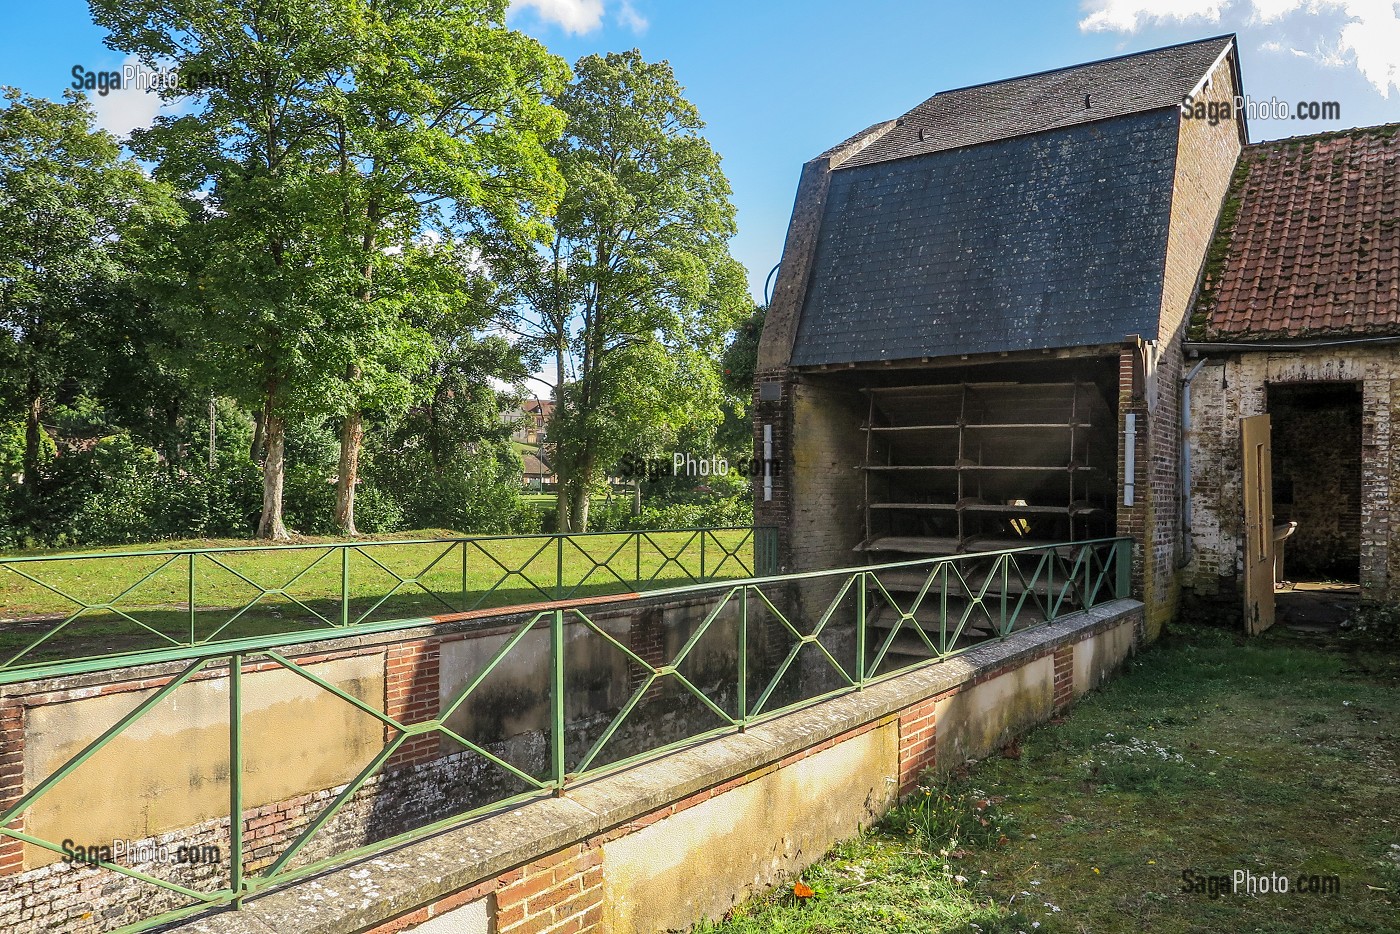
[788,38,1235,366]
[790,108,1182,365]
[843,35,1234,169]
[1193,125,1400,341]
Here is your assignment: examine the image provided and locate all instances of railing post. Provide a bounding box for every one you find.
[229,653,244,909]
[700,531,707,582]
[855,572,866,686]
[635,533,642,587]
[460,542,469,612]
[737,587,748,729]
[556,536,564,601]
[551,609,566,789]
[940,560,950,655]
[1116,538,1132,599]
[188,552,196,647]
[340,546,350,627]
[1083,544,1092,608]
[1000,555,1010,637]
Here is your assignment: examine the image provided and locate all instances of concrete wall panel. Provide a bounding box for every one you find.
[1072,620,1136,696]
[600,722,898,934]
[934,654,1054,766]
[22,656,384,868]
[409,897,493,934]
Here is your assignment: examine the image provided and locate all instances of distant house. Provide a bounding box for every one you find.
[509,399,556,487]
[755,33,1400,637]
[511,399,554,446]
[521,450,555,488]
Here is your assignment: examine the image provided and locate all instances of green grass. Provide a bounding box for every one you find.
[702,624,1400,933]
[0,527,754,670]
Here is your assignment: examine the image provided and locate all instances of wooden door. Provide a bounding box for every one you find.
[1241,414,1275,635]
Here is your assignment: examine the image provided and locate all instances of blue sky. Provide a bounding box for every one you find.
[2,0,1398,302]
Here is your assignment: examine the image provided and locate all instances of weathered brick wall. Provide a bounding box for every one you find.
[0,700,21,878]
[1185,346,1400,603]
[751,373,868,577]
[752,373,795,573]
[386,640,441,769]
[1053,644,1074,711]
[1116,343,1151,608]
[1158,51,1243,345]
[1119,48,1243,638]
[788,378,868,573]
[897,697,937,791]
[493,844,603,934]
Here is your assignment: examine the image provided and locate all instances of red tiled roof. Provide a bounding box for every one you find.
[1193,124,1400,341]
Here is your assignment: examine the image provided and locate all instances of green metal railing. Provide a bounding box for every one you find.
[0,527,771,682]
[0,535,1131,933]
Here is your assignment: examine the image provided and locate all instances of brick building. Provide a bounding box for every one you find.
[1183,125,1400,628]
[754,34,1399,635]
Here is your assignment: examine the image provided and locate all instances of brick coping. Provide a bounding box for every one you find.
[166,598,1142,934]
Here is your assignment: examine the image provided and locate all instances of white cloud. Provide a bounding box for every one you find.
[511,0,605,34]
[617,0,649,32]
[1248,0,1306,23]
[1077,0,1400,97]
[90,56,172,139]
[1078,0,1229,32]
[1261,38,1316,55]
[510,0,647,34]
[1335,0,1400,96]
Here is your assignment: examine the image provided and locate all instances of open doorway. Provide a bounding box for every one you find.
[1266,382,1362,631]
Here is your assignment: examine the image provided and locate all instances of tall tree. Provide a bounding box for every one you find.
[92,0,567,538]
[317,1,566,534]
[0,89,179,484]
[489,51,750,531]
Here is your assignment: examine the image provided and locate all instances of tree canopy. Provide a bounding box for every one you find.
[0,21,759,548]
[489,50,750,531]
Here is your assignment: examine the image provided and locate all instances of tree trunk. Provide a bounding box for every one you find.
[552,345,571,533]
[570,480,590,533]
[22,372,42,483]
[257,412,290,540]
[250,408,266,462]
[333,409,363,536]
[164,394,182,467]
[569,446,594,533]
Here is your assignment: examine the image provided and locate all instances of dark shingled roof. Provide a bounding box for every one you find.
[843,35,1234,169]
[1193,124,1400,341]
[791,108,1181,365]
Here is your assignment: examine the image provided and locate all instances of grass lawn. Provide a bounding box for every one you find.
[0,527,755,669]
[702,623,1400,934]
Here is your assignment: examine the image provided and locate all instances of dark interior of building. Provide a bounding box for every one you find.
[839,357,1120,559]
[793,356,1121,663]
[1267,382,1362,583]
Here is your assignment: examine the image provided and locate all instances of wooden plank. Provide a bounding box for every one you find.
[1242,414,1276,635]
